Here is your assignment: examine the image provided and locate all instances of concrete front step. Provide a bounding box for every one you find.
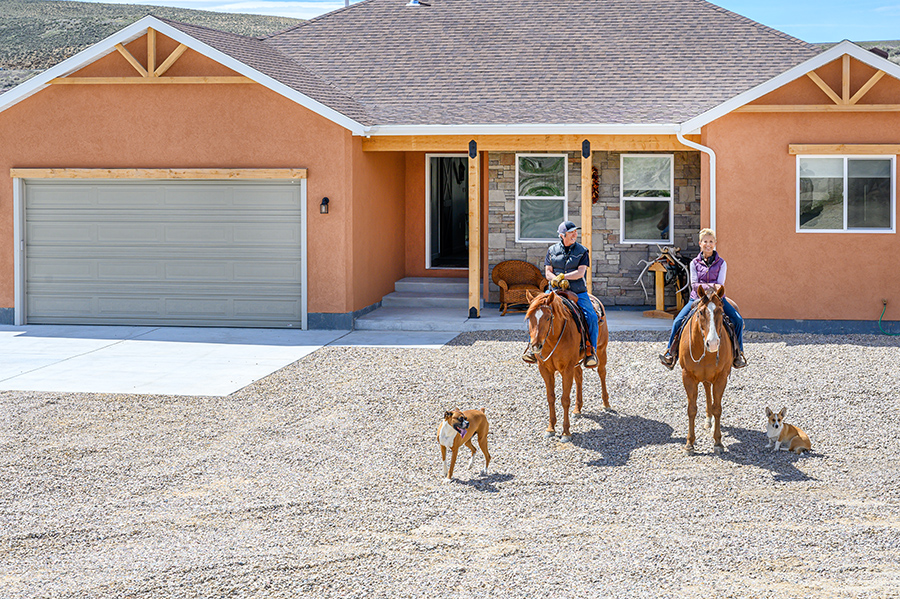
[394,276,469,294]
[381,291,470,309]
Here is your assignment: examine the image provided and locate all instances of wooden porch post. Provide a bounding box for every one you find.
[581,140,593,292]
[468,140,481,318]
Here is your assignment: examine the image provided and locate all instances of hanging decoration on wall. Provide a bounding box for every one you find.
[591,166,600,204]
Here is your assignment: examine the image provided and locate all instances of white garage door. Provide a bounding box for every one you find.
[24,180,305,328]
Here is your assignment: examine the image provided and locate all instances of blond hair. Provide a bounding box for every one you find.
[698,228,716,241]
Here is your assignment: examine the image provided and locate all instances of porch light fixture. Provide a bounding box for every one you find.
[320,197,330,214]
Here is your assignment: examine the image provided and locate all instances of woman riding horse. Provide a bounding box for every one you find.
[659,228,747,369]
[523,221,598,368]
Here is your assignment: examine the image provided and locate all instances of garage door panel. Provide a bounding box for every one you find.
[25,180,304,327]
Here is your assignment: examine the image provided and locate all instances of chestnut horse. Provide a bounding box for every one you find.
[678,284,734,454]
[525,290,609,442]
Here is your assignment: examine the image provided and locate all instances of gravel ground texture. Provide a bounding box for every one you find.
[2,330,899,599]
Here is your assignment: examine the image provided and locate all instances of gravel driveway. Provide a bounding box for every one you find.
[2,330,899,598]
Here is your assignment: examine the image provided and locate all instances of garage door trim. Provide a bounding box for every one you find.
[13,170,308,329]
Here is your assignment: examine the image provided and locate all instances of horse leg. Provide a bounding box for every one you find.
[540,364,557,438]
[559,367,575,442]
[573,366,583,416]
[597,345,610,410]
[703,381,714,431]
[711,376,727,453]
[682,371,699,454]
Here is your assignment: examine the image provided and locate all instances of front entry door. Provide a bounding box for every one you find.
[428,155,468,268]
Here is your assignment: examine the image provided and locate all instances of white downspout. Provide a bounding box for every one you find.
[677,129,716,231]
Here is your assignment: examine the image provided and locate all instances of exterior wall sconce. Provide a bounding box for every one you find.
[320,197,330,214]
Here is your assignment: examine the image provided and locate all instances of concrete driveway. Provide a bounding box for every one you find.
[0,325,460,396]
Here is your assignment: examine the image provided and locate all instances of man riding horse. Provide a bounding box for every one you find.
[523,220,599,368]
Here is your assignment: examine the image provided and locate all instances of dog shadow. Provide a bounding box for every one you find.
[574,410,677,467]
[718,425,817,481]
[453,472,515,492]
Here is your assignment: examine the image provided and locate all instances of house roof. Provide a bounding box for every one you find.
[264,0,820,128]
[5,1,896,136]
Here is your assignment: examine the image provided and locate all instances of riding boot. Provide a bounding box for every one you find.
[733,351,748,369]
[584,351,598,368]
[658,350,675,370]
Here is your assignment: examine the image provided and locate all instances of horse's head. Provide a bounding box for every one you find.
[696,284,726,353]
[525,290,559,354]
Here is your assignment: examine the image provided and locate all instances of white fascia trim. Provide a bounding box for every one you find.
[363,123,682,136]
[680,41,900,132]
[0,16,368,136]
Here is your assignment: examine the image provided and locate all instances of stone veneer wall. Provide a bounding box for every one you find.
[487,150,701,306]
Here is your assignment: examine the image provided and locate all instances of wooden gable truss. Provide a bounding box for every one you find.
[48,28,253,86]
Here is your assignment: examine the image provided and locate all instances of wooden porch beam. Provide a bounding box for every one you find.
[10,168,308,179]
[468,141,481,318]
[361,134,700,152]
[580,141,592,292]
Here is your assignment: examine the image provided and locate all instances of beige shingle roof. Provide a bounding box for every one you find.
[164,0,820,128]
[159,17,373,125]
[262,0,818,126]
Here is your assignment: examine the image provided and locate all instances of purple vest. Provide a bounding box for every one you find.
[691,251,724,300]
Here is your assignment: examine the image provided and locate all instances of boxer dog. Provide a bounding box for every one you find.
[766,407,811,454]
[437,408,490,482]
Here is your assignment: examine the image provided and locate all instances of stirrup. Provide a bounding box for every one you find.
[584,353,598,368]
[733,352,748,369]
[659,352,675,370]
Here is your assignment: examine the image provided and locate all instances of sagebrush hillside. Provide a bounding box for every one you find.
[0,0,301,90]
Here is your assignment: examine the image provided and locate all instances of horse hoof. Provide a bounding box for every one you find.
[573,412,582,419]
[684,445,695,455]
[705,417,713,430]
[544,430,556,439]
[713,444,725,455]
[560,435,572,443]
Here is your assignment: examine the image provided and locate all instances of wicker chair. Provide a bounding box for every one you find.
[491,260,548,315]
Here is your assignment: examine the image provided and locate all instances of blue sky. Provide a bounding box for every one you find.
[74,0,900,43]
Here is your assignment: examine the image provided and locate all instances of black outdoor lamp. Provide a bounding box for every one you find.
[320,197,330,214]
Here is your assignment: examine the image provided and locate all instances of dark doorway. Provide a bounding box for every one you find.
[429,156,468,268]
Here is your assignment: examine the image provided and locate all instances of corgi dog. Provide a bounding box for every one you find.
[765,407,811,454]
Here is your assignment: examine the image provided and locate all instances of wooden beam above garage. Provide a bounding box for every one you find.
[10,168,308,179]
[361,134,701,152]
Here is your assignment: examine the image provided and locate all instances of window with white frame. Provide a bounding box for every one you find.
[620,154,674,244]
[516,154,567,241]
[797,156,895,232]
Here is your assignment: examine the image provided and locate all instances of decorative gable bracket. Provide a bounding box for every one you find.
[48,28,253,85]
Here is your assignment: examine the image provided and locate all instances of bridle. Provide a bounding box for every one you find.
[527,300,568,362]
[686,297,722,365]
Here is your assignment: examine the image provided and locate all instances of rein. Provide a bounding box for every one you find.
[529,303,568,362]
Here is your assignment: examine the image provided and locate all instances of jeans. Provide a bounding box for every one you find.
[667,298,744,352]
[577,292,599,354]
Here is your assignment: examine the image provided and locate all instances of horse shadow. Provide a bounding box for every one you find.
[719,425,818,481]
[453,472,515,493]
[573,410,678,467]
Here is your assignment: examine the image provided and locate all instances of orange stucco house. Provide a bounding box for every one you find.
[0,0,897,332]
